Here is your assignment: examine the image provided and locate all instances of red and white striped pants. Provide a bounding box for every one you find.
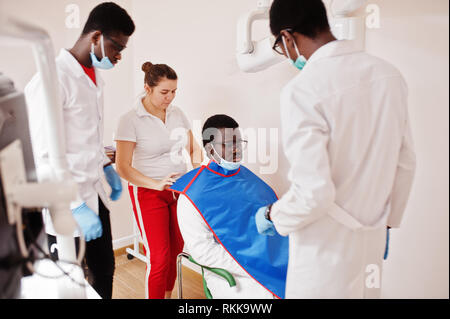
[128,185,184,299]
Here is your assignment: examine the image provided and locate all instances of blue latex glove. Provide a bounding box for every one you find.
[255,206,276,236]
[72,203,103,242]
[383,227,390,260]
[104,165,122,201]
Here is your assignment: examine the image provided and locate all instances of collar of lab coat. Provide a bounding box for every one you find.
[307,40,364,65]
[57,49,105,88]
[135,92,174,118]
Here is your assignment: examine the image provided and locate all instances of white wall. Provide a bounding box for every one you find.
[356,0,449,299]
[1,0,448,298]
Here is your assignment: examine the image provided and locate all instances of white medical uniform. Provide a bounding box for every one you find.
[24,49,111,236]
[177,159,274,299]
[270,40,416,298]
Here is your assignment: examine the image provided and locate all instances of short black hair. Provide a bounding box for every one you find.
[82,2,135,37]
[202,115,239,147]
[270,0,330,38]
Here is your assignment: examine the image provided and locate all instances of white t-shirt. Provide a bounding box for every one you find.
[115,94,192,180]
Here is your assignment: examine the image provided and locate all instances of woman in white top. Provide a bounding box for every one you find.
[115,62,203,299]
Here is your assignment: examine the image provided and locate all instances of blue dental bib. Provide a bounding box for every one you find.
[169,160,289,298]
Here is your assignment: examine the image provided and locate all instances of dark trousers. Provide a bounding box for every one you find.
[47,198,115,299]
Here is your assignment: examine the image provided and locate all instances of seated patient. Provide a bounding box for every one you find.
[169,115,288,299]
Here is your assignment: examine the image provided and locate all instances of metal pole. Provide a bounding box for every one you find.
[176,252,191,299]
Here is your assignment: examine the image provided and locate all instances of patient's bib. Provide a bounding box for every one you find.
[169,160,288,299]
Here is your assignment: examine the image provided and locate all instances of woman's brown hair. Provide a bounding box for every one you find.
[142,61,177,87]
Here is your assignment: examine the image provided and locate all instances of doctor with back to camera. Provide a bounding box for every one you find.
[255,0,416,298]
[24,2,135,299]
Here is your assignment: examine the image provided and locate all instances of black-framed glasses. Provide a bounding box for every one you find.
[104,34,126,52]
[272,28,293,55]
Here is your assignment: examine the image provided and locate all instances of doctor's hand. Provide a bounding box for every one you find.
[255,206,276,236]
[104,165,122,201]
[72,203,103,242]
[155,172,180,191]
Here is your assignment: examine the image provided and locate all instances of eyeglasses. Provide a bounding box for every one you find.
[212,139,248,150]
[272,28,293,55]
[104,34,126,52]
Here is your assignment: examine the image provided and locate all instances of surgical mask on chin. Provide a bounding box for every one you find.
[282,36,307,71]
[90,35,114,70]
[211,145,241,171]
[219,157,241,171]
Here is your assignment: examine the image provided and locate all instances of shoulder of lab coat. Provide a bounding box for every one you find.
[49,49,105,101]
[176,193,248,277]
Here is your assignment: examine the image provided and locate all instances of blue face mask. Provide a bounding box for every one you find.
[292,55,307,70]
[211,144,241,171]
[282,36,307,71]
[218,157,241,171]
[90,35,114,70]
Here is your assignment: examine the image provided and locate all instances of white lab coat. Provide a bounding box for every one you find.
[270,40,416,298]
[177,162,274,299]
[24,49,111,236]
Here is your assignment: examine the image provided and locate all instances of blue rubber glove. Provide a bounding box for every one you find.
[104,165,122,201]
[72,203,103,242]
[383,227,390,260]
[255,206,276,236]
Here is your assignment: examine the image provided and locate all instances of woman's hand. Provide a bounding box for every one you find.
[116,141,182,191]
[155,172,180,191]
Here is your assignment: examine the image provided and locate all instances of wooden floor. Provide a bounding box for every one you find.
[112,252,206,299]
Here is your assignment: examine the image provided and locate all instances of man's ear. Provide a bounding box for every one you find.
[90,30,102,46]
[280,30,294,45]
